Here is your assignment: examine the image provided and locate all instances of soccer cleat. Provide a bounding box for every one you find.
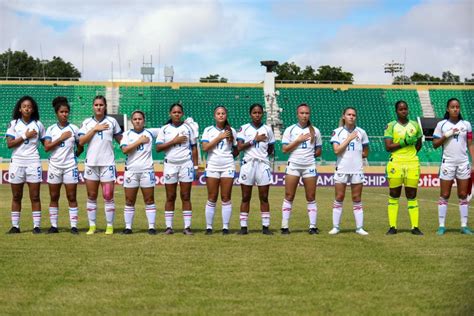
[262,226,273,235]
[436,226,446,236]
[237,227,248,235]
[355,227,369,236]
[309,227,320,235]
[148,228,157,235]
[105,225,114,235]
[70,227,79,235]
[32,227,42,234]
[122,228,133,235]
[7,227,21,234]
[47,226,59,234]
[164,227,174,235]
[183,227,194,235]
[411,227,423,235]
[86,225,96,235]
[222,228,230,235]
[328,227,340,235]
[205,228,213,235]
[386,227,397,235]
[280,228,290,235]
[460,226,473,235]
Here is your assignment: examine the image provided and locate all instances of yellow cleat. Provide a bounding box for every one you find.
[105,225,114,235]
[86,225,96,235]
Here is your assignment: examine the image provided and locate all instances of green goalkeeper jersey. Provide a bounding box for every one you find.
[384,120,422,162]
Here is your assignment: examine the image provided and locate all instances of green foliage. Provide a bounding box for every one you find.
[275,62,353,83]
[394,71,465,84]
[200,74,228,83]
[0,49,80,79]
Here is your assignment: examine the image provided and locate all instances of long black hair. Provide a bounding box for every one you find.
[12,95,40,121]
[214,105,233,142]
[297,103,315,144]
[443,98,463,120]
[395,100,408,111]
[166,103,183,125]
[93,95,108,116]
[52,96,70,113]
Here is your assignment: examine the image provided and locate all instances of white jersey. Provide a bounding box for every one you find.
[6,119,45,164]
[237,123,275,162]
[330,126,369,173]
[45,123,80,169]
[201,125,237,170]
[433,119,472,164]
[156,122,197,162]
[78,116,122,166]
[120,128,158,172]
[282,124,322,165]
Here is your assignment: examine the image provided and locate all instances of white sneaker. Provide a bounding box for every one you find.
[328,227,340,235]
[355,227,369,235]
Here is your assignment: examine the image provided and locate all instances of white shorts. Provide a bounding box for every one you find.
[8,162,42,184]
[285,162,317,178]
[84,165,117,182]
[47,164,79,184]
[333,172,365,184]
[439,162,471,181]
[205,168,236,179]
[123,170,156,188]
[239,159,272,186]
[163,160,194,184]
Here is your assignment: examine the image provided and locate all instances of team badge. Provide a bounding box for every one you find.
[10,173,15,179]
[332,131,336,136]
[126,178,131,183]
[165,174,171,180]
[49,174,54,179]
[442,169,448,175]
[390,168,396,174]
[241,174,247,180]
[86,169,92,175]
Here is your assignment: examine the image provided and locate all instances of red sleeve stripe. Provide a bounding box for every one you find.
[467,131,472,141]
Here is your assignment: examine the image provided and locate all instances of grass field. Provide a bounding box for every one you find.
[0,185,473,315]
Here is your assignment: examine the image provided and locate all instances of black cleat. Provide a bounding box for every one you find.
[237,227,248,235]
[222,228,230,235]
[308,227,320,235]
[148,228,157,235]
[7,227,21,234]
[183,227,194,235]
[47,226,59,234]
[262,226,273,235]
[122,228,133,235]
[164,227,174,235]
[411,227,424,235]
[281,228,290,235]
[32,227,42,234]
[386,226,397,235]
[205,228,213,235]
[70,227,79,235]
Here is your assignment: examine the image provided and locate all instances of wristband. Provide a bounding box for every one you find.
[21,134,27,140]
[193,166,198,170]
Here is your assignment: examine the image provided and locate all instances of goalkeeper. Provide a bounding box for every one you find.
[383,101,423,235]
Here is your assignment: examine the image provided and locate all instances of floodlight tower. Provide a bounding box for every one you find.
[384,60,405,77]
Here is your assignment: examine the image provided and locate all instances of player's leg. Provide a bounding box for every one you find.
[9,182,24,233]
[85,166,100,234]
[302,175,318,234]
[101,181,116,235]
[258,184,272,235]
[281,174,299,233]
[205,175,220,233]
[351,181,368,235]
[141,186,156,234]
[386,160,403,234]
[47,183,61,233]
[331,174,347,234]
[405,161,422,235]
[180,181,193,234]
[27,182,42,233]
[437,179,452,235]
[456,178,472,234]
[164,183,178,234]
[239,184,252,234]
[220,176,234,234]
[123,186,139,234]
[64,183,79,234]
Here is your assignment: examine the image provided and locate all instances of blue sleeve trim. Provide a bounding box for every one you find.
[268,142,275,145]
[5,134,15,139]
[281,142,289,145]
[314,145,322,148]
[330,141,340,144]
[433,135,441,139]
[113,132,123,136]
[237,137,245,142]
[201,140,209,143]
[78,132,85,136]
[43,136,52,140]
[120,144,127,148]
[362,143,369,147]
[155,141,164,145]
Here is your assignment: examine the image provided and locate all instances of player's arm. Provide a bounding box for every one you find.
[267,143,274,156]
[114,133,123,143]
[191,145,198,169]
[78,123,109,146]
[282,133,310,153]
[76,143,84,157]
[314,145,322,158]
[156,134,187,152]
[7,128,37,149]
[415,137,422,152]
[231,145,239,158]
[362,144,369,158]
[201,131,227,152]
[333,132,358,155]
[433,128,459,149]
[44,131,72,152]
[468,132,474,170]
[122,135,148,154]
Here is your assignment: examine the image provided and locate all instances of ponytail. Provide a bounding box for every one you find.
[215,105,233,142]
[297,103,315,143]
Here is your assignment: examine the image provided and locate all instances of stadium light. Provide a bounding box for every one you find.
[384,60,405,77]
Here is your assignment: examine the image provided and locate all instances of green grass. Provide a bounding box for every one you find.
[0,185,473,315]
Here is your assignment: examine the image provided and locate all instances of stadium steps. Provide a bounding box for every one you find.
[417,90,435,118]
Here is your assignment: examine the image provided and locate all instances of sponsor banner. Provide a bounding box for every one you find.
[0,170,443,187]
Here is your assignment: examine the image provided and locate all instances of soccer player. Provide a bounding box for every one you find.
[78,96,122,235]
[120,111,158,235]
[6,96,46,234]
[329,107,369,235]
[384,100,423,235]
[237,103,275,235]
[433,98,473,235]
[44,97,83,234]
[280,103,322,235]
[201,106,238,235]
[156,103,198,235]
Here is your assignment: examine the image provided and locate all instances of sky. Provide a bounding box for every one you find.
[0,0,472,84]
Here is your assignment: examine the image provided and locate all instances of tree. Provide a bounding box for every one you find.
[275,62,304,81]
[315,65,353,83]
[393,75,411,85]
[275,62,353,83]
[441,71,460,83]
[410,72,441,82]
[200,74,228,83]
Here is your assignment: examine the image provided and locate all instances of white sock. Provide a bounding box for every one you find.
[353,201,364,229]
[145,204,156,229]
[308,201,317,228]
[32,211,41,228]
[261,211,270,227]
[11,211,20,228]
[240,212,248,227]
[460,199,469,227]
[69,207,78,228]
[205,200,216,229]
[105,199,115,226]
[86,199,97,226]
[222,201,232,230]
[281,199,292,229]
[438,197,448,227]
[124,205,135,229]
[183,210,192,228]
[49,207,59,228]
[332,200,343,228]
[165,211,174,228]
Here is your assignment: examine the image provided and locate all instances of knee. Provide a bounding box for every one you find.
[284,194,295,202]
[335,192,345,202]
[167,192,177,202]
[125,198,135,206]
[144,197,155,205]
[102,185,114,201]
[406,192,417,200]
[180,191,191,202]
[241,195,251,203]
[351,194,361,203]
[208,193,218,203]
[50,192,60,203]
[30,193,41,203]
[12,192,23,203]
[66,192,76,203]
[440,193,450,200]
[259,195,269,204]
[87,192,98,200]
[458,192,468,200]
[221,196,231,203]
